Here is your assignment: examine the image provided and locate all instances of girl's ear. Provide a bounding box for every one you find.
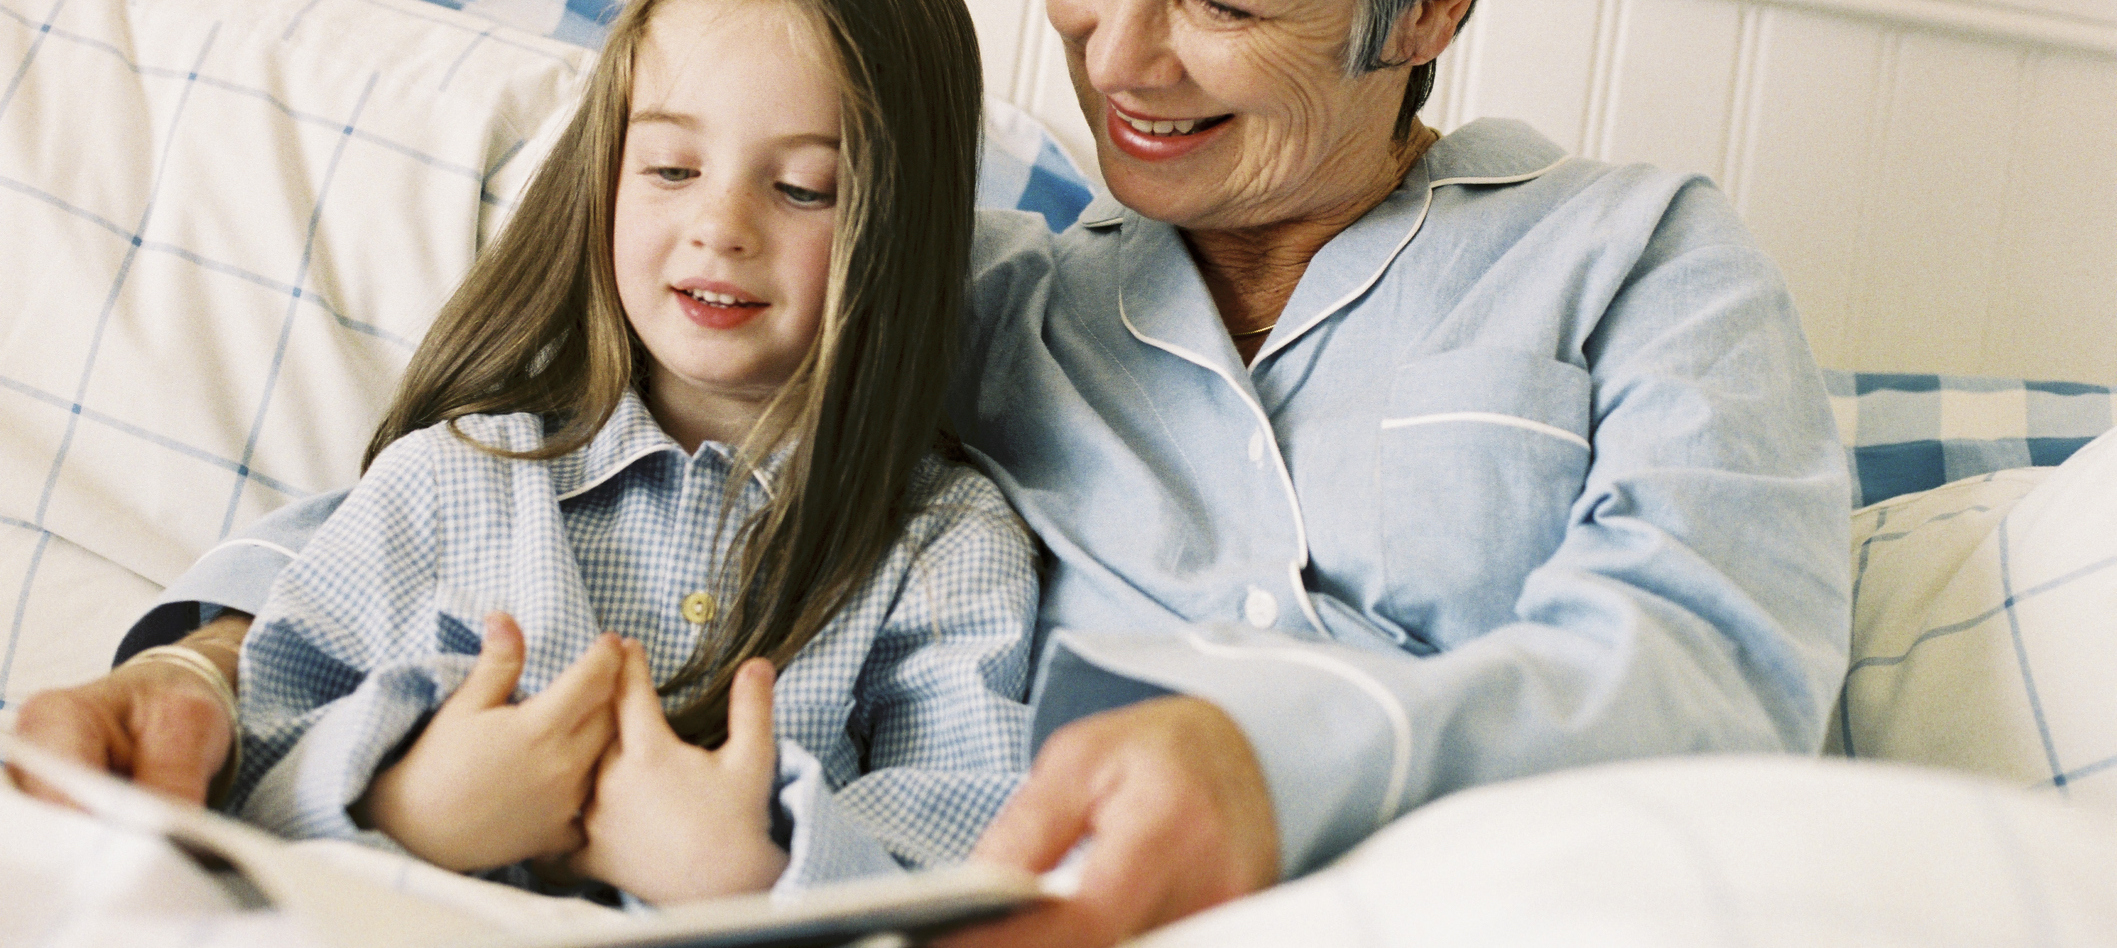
[1388,0,1474,67]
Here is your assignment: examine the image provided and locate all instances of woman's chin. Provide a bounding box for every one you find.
[1098,159,1233,230]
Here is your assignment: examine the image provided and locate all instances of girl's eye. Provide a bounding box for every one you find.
[651,167,697,183]
[777,183,834,208]
[1198,0,1252,20]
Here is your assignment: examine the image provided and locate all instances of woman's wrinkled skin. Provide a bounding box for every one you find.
[1050,0,1469,355]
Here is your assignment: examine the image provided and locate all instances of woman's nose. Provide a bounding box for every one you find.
[688,186,760,257]
[1061,0,1183,95]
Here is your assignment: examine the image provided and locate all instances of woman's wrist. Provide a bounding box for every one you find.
[181,611,253,690]
[119,639,245,805]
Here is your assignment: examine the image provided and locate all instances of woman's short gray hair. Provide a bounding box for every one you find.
[1345,0,1477,140]
[1347,0,1422,73]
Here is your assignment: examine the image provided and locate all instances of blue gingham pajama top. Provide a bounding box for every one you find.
[224,391,1039,895]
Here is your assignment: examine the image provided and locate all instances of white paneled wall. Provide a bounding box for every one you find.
[968,0,2117,384]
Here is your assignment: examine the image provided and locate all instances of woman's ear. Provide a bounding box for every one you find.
[1388,0,1475,67]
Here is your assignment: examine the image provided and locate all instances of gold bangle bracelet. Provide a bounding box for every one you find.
[124,644,242,805]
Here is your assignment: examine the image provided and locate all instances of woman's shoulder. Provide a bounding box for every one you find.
[1436,119,1740,225]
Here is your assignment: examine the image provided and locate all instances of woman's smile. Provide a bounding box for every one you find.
[1104,100,1234,161]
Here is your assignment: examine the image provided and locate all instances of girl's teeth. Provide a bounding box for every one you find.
[686,289,744,305]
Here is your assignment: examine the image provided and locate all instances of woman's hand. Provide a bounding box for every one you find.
[942,696,1280,948]
[569,644,787,904]
[355,613,620,871]
[11,614,251,806]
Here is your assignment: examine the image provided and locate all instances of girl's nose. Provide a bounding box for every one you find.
[1065,0,1183,96]
[688,186,761,257]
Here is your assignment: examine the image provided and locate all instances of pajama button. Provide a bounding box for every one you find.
[1243,587,1277,628]
[682,591,717,624]
[1248,431,1266,463]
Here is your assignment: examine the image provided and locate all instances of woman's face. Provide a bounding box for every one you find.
[1047,0,1440,231]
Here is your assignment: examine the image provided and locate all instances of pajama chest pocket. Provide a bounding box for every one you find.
[1376,348,1593,646]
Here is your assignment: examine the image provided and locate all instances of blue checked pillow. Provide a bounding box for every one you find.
[418,0,1097,231]
[1831,429,2117,808]
[1824,371,2117,508]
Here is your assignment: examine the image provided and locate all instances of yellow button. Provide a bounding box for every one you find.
[681,591,717,624]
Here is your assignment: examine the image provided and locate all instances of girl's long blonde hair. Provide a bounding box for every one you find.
[365,0,983,746]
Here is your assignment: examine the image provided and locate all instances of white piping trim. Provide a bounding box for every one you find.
[1183,629,1413,830]
[1425,155,1574,190]
[555,445,671,502]
[1287,559,1328,636]
[1380,412,1591,451]
[1118,306,1326,636]
[206,537,299,561]
[1254,155,1573,366]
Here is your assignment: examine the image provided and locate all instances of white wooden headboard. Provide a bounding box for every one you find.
[966,0,2117,386]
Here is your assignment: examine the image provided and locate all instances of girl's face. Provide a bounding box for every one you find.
[614,0,839,447]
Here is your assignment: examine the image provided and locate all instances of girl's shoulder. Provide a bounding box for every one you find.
[887,452,1038,575]
[895,452,1033,549]
[367,411,553,482]
[423,411,550,454]
[902,451,1013,515]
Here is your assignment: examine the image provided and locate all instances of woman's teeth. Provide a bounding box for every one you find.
[1122,114,1217,136]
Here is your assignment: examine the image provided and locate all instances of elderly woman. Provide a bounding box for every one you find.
[18,0,1848,943]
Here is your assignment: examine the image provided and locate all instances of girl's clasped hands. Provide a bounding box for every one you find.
[357,614,787,903]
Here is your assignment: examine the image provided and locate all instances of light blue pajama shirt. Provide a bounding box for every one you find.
[130,117,1850,886]
[224,390,1039,896]
[954,118,1851,877]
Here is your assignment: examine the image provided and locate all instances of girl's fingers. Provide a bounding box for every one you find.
[721,658,776,765]
[526,633,623,729]
[613,638,675,749]
[445,612,528,713]
[535,813,588,861]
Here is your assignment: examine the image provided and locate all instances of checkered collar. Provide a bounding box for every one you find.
[549,388,789,502]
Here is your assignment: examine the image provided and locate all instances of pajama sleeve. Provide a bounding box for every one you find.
[226,433,474,848]
[769,469,1039,894]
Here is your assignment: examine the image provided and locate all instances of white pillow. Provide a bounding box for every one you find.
[1128,756,2117,947]
[0,0,587,594]
[1829,429,2117,807]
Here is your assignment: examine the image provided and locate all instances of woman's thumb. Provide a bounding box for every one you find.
[446,612,528,712]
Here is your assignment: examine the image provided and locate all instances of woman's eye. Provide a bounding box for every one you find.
[777,183,835,208]
[1198,0,1252,20]
[651,167,697,183]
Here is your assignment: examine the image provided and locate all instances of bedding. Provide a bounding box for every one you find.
[1825,370,2117,507]
[1128,756,2117,947]
[2,0,589,721]
[1831,428,2117,808]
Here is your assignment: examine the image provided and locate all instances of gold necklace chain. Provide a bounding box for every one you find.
[1229,322,1276,339]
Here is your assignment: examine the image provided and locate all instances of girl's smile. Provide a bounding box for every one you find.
[675,279,770,330]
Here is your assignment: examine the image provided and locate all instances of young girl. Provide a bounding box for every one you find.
[225,0,1036,904]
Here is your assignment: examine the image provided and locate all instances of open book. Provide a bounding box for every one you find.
[0,731,1050,948]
